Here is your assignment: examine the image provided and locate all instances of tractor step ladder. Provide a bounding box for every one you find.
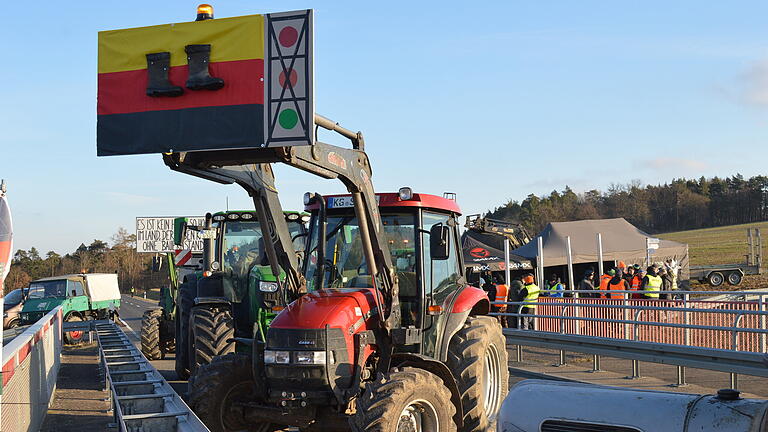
[95,322,210,432]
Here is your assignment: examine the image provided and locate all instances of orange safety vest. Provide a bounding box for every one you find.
[494,284,508,310]
[607,280,625,299]
[599,274,612,298]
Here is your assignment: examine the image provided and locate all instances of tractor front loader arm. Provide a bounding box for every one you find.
[162,114,400,331]
[162,157,305,303]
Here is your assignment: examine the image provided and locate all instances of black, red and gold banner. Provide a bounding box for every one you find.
[97,15,265,156]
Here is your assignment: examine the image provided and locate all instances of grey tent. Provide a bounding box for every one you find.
[512,218,689,279]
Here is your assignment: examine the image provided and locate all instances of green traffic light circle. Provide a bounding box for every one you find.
[278,109,299,129]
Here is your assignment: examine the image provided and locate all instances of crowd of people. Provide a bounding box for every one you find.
[479,259,681,329]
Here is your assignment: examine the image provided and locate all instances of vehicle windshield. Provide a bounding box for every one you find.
[221,220,305,277]
[305,212,417,292]
[27,280,67,299]
[4,289,22,309]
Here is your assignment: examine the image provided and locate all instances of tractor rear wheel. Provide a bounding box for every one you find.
[141,309,162,360]
[191,305,234,374]
[175,282,195,380]
[351,367,457,432]
[446,315,509,432]
[188,352,276,432]
[64,314,85,345]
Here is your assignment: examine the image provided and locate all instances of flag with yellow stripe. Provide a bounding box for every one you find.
[97,15,265,156]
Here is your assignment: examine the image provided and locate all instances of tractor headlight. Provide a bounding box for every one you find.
[264,350,290,364]
[259,281,279,293]
[295,351,329,365]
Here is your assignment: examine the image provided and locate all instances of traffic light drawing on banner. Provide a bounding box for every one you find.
[264,10,315,147]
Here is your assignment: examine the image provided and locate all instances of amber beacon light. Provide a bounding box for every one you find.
[196,4,214,21]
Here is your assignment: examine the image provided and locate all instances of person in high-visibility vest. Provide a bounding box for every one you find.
[641,266,662,299]
[545,274,565,298]
[519,274,540,330]
[606,271,629,299]
[630,268,645,299]
[494,280,509,327]
[599,269,615,299]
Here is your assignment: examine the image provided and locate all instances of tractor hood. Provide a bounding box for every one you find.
[270,288,379,331]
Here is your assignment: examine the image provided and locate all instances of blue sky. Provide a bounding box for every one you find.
[2,1,768,254]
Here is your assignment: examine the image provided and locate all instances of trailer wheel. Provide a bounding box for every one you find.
[191,306,235,374]
[727,271,743,286]
[351,367,456,432]
[707,272,725,287]
[140,309,162,360]
[446,315,509,432]
[175,281,195,380]
[64,314,85,345]
[188,352,276,432]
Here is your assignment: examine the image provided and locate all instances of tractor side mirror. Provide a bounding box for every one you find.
[173,218,189,247]
[429,223,450,260]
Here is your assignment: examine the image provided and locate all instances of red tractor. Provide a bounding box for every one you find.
[185,189,509,431]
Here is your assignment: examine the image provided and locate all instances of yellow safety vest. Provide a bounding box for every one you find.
[523,283,540,310]
[644,275,662,299]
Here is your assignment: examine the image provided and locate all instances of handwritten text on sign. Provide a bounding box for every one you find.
[135,217,205,253]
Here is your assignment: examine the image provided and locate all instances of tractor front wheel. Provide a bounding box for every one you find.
[188,353,276,432]
[190,305,234,374]
[351,367,457,432]
[141,309,162,360]
[446,315,509,432]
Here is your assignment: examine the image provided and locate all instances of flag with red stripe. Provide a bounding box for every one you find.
[97,15,266,156]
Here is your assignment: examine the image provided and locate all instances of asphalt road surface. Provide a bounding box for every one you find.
[119,294,189,397]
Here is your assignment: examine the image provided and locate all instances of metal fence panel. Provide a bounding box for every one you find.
[1,306,62,432]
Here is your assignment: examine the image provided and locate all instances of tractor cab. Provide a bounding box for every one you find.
[199,210,309,339]
[303,189,463,345]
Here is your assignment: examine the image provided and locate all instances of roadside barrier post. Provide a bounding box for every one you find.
[591,354,601,372]
[675,366,687,387]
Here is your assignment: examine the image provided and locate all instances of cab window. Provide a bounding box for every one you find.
[69,281,85,297]
[421,212,460,307]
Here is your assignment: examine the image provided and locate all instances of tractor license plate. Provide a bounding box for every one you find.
[328,196,354,208]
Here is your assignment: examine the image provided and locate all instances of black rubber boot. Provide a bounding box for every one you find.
[185,44,225,91]
[145,52,184,97]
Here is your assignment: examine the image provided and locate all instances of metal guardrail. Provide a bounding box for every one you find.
[96,321,209,432]
[1,306,63,432]
[504,329,768,377]
[496,289,768,388]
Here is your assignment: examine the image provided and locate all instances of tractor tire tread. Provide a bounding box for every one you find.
[350,367,457,432]
[446,315,509,432]
[141,309,162,360]
[192,306,235,368]
[188,353,276,432]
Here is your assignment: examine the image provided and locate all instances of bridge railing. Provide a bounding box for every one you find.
[494,290,768,352]
[494,290,768,388]
[0,306,63,432]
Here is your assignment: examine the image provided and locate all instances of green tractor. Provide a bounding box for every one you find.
[140,243,203,360]
[174,210,308,380]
